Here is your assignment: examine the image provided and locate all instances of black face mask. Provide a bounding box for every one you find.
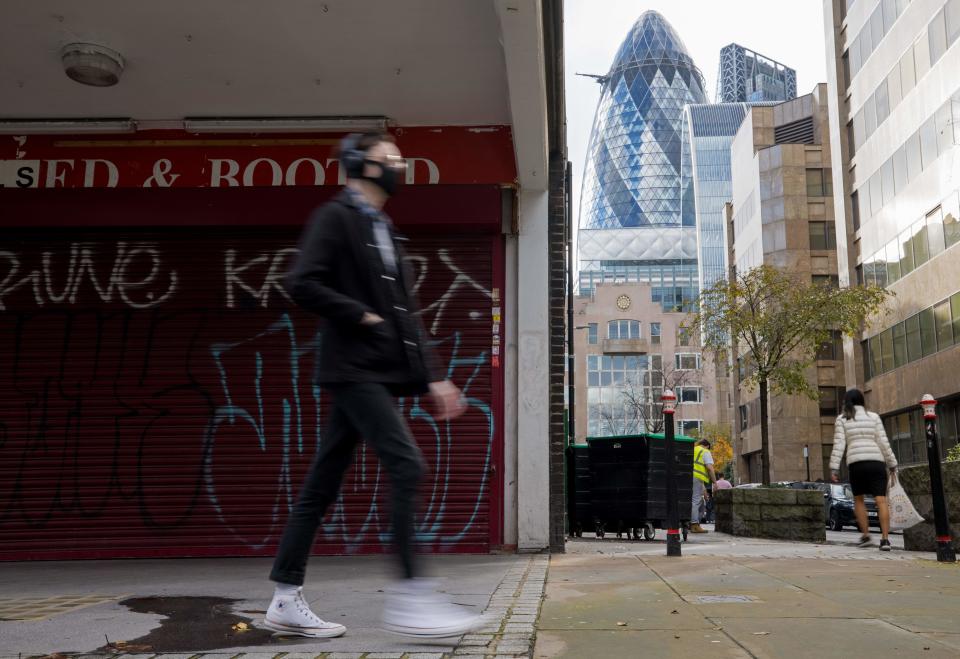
[362,159,400,196]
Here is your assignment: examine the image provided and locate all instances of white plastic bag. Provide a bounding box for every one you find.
[888,481,924,531]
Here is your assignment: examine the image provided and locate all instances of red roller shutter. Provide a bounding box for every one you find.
[0,202,502,559]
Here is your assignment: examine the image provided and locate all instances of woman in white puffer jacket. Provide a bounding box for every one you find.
[829,388,898,550]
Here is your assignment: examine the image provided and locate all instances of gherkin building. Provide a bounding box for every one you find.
[578,11,706,307]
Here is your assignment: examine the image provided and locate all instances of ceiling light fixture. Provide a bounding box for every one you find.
[182,116,390,134]
[0,119,136,134]
[61,43,125,87]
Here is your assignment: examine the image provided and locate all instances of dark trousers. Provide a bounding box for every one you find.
[269,382,425,586]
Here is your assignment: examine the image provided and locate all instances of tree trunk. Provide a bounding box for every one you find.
[759,377,771,485]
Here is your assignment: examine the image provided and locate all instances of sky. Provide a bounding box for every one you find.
[565,0,829,236]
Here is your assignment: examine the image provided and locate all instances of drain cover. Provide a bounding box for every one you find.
[690,594,757,604]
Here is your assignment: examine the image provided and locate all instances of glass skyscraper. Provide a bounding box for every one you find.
[680,102,777,293]
[578,10,706,308]
[717,43,797,103]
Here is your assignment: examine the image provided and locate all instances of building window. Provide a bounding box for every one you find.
[930,7,949,65]
[935,300,955,352]
[677,326,693,347]
[819,386,844,417]
[948,0,960,46]
[586,354,656,436]
[806,168,833,197]
[675,353,701,370]
[920,307,937,357]
[905,314,922,362]
[808,221,837,250]
[851,191,860,231]
[587,323,598,345]
[945,192,960,248]
[650,322,661,345]
[817,330,844,360]
[739,404,749,431]
[608,319,641,340]
[677,387,702,403]
[812,274,840,288]
[679,420,703,436]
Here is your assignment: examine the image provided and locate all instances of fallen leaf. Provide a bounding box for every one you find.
[674,634,681,639]
[670,609,679,614]
[753,632,770,636]
[714,626,724,631]
[616,621,628,626]
[232,622,249,632]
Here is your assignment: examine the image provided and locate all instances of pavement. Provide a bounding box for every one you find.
[536,525,960,659]
[3,526,958,659]
[0,554,548,659]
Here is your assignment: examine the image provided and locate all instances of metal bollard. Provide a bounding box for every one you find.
[920,395,956,563]
[663,389,681,557]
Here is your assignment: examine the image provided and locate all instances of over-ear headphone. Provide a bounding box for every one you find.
[339,133,367,179]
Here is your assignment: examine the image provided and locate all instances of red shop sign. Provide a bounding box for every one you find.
[0,126,516,190]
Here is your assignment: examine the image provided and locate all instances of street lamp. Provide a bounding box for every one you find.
[919,394,956,562]
[662,389,681,557]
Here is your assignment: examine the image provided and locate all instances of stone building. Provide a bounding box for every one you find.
[727,85,845,483]
[572,283,721,444]
[823,0,960,464]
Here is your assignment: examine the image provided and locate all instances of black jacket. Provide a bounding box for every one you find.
[285,190,442,395]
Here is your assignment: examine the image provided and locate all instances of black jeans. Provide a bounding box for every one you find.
[269,382,425,585]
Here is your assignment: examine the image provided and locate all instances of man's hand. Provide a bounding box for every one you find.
[889,467,898,486]
[831,470,840,483]
[429,380,467,421]
[360,312,384,326]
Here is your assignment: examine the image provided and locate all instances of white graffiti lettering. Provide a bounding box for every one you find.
[225,248,298,308]
[0,242,178,310]
[410,249,492,333]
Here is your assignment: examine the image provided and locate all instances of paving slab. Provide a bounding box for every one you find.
[535,533,960,658]
[717,617,959,658]
[534,629,750,658]
[538,580,711,632]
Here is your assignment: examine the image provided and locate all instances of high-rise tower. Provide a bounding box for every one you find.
[578,11,706,310]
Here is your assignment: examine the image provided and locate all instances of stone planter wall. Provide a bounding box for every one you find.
[714,488,826,543]
[898,461,960,552]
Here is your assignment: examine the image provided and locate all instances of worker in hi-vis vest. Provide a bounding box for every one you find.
[691,438,716,534]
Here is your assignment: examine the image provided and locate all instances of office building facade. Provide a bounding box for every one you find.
[824,0,960,464]
[572,283,720,443]
[728,85,844,482]
[718,43,798,103]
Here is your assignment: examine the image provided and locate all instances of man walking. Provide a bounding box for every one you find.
[263,132,481,639]
[690,438,716,534]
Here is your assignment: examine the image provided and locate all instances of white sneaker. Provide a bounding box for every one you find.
[263,587,347,638]
[383,579,484,638]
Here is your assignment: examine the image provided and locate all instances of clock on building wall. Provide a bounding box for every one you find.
[616,294,631,311]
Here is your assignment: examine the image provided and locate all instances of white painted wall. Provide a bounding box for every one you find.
[516,188,550,550]
[502,226,520,548]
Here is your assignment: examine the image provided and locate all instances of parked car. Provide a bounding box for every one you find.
[785,481,879,531]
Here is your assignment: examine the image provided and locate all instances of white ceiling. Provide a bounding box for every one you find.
[0,0,512,126]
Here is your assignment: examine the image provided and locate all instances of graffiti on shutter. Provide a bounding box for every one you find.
[0,231,498,559]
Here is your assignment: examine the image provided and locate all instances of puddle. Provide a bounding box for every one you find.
[98,596,279,652]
